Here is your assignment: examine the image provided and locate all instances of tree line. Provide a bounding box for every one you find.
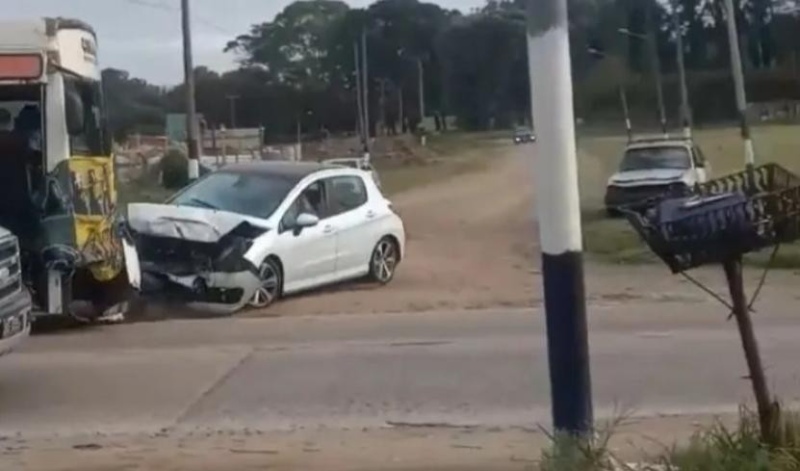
[104,0,800,143]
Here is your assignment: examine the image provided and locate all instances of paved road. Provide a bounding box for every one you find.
[2,300,800,439]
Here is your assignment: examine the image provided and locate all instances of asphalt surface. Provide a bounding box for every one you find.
[2,300,800,440]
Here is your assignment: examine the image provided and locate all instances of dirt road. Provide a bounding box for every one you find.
[9,306,784,470]
[7,415,732,471]
[259,143,800,317]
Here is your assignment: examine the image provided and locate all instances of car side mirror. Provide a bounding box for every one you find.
[295,213,319,229]
[65,89,85,136]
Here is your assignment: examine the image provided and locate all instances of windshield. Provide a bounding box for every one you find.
[168,171,296,220]
[619,146,691,172]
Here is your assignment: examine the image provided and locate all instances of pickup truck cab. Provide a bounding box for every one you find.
[0,228,32,357]
[604,136,710,215]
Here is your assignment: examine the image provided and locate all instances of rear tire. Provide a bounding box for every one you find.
[368,237,399,285]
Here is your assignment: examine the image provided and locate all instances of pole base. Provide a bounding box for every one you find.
[188,159,200,179]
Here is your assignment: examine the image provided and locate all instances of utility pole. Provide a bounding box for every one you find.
[672,1,692,138]
[647,3,667,134]
[398,87,404,134]
[378,78,387,136]
[723,0,756,171]
[181,0,199,179]
[620,86,632,141]
[417,58,425,121]
[227,95,239,129]
[361,28,370,161]
[354,42,365,144]
[296,116,302,162]
[526,0,593,436]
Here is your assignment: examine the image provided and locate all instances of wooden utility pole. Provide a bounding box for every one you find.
[378,78,387,136]
[361,28,370,159]
[227,95,239,129]
[354,42,364,142]
[417,58,425,121]
[181,0,199,179]
[398,87,404,133]
[671,1,692,137]
[646,3,666,133]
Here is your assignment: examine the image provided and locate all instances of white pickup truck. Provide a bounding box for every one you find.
[604,136,710,216]
[0,228,32,357]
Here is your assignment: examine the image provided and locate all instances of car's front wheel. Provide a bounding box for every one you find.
[249,257,282,308]
[369,237,399,285]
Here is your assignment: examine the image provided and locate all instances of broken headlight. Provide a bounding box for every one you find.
[213,238,255,273]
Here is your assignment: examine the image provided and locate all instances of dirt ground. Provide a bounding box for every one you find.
[6,414,736,471]
[12,144,799,470]
[249,143,800,318]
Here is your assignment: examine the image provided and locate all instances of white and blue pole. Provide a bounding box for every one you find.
[526,0,593,435]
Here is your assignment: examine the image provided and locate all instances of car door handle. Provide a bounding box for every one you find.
[323,225,335,234]
[366,210,376,219]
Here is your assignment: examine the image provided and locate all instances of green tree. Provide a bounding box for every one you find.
[224,0,349,88]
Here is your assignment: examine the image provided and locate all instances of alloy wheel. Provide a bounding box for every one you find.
[250,261,280,308]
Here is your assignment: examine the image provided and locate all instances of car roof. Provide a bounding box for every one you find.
[218,160,342,182]
[626,140,692,151]
[626,134,693,149]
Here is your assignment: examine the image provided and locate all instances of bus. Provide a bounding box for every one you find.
[0,17,129,322]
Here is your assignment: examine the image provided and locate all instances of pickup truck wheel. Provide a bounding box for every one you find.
[249,257,282,308]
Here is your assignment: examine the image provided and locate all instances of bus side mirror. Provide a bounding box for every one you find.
[65,90,85,136]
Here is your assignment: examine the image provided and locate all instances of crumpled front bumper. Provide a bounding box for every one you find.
[140,266,261,315]
[604,184,679,212]
[122,239,261,315]
[119,203,271,315]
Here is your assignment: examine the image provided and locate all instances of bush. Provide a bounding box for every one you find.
[160,148,189,189]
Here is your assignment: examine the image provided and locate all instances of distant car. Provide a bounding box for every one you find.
[121,161,406,314]
[513,127,535,144]
[604,136,710,216]
[323,157,382,189]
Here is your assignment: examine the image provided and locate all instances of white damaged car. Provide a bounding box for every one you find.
[119,161,406,314]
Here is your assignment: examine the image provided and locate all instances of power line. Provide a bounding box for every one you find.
[123,0,232,35]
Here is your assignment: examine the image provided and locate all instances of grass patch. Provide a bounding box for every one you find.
[578,124,800,268]
[116,131,500,205]
[425,130,509,156]
[668,407,800,471]
[376,155,489,195]
[539,407,800,471]
[375,131,502,195]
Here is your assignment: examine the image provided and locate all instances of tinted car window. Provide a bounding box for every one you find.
[280,180,329,229]
[169,171,295,219]
[329,176,368,215]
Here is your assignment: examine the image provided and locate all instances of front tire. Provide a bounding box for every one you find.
[369,237,399,285]
[249,257,282,308]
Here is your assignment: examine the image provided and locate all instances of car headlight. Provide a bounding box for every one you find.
[214,238,255,271]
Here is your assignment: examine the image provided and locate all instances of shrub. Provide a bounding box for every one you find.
[160,148,189,189]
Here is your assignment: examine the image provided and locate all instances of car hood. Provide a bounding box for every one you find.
[609,168,688,186]
[127,203,270,243]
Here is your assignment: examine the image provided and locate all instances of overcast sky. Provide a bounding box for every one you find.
[3,0,486,85]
